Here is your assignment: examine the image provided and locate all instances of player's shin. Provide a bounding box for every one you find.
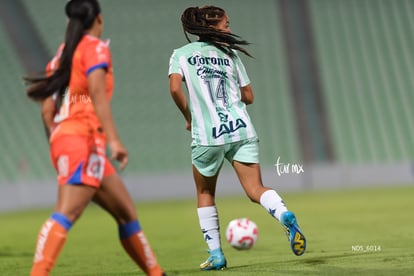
[119,220,164,276]
[259,189,288,221]
[197,206,221,250]
[31,213,72,276]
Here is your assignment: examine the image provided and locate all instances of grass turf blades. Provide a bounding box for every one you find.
[0,185,413,275]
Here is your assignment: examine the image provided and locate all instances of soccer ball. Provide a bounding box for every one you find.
[225,218,258,250]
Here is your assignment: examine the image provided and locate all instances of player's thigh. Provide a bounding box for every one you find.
[55,184,97,222]
[51,135,100,221]
[93,173,137,224]
[233,162,267,202]
[230,139,266,202]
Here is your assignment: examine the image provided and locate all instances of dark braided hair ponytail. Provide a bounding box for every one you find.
[24,0,101,101]
[181,6,252,58]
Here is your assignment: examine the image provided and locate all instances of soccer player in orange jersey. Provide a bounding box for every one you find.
[24,1,166,275]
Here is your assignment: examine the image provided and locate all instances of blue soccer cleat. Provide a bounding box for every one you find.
[199,248,227,270]
[280,211,306,256]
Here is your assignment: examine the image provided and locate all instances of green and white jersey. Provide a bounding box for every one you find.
[168,42,257,146]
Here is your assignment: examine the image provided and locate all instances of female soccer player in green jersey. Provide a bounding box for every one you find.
[168,6,306,270]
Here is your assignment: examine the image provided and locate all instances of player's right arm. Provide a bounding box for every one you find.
[169,73,192,131]
[41,96,56,139]
[41,44,63,139]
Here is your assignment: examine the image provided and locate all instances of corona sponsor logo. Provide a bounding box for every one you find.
[187,55,231,67]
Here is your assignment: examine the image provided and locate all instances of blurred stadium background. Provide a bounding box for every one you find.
[0,0,413,211]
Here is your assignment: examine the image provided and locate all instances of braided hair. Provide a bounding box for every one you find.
[181,6,252,58]
[24,0,101,101]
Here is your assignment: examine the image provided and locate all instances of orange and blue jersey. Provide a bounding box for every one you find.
[47,34,114,143]
[47,34,116,186]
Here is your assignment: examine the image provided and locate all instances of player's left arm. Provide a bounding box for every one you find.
[88,68,128,170]
[240,84,254,105]
[234,52,253,105]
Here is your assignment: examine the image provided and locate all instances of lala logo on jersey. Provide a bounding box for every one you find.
[212,112,247,138]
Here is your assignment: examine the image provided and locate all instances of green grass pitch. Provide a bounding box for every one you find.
[1,185,413,275]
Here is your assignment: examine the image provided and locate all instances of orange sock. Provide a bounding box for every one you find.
[31,213,72,276]
[119,221,164,276]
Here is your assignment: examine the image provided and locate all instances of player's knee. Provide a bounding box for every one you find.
[111,206,138,225]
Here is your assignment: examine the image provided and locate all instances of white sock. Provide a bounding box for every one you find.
[260,189,288,221]
[197,206,221,251]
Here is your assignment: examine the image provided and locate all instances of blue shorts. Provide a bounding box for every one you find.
[191,138,259,177]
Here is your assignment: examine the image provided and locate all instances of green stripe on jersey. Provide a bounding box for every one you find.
[169,42,257,146]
